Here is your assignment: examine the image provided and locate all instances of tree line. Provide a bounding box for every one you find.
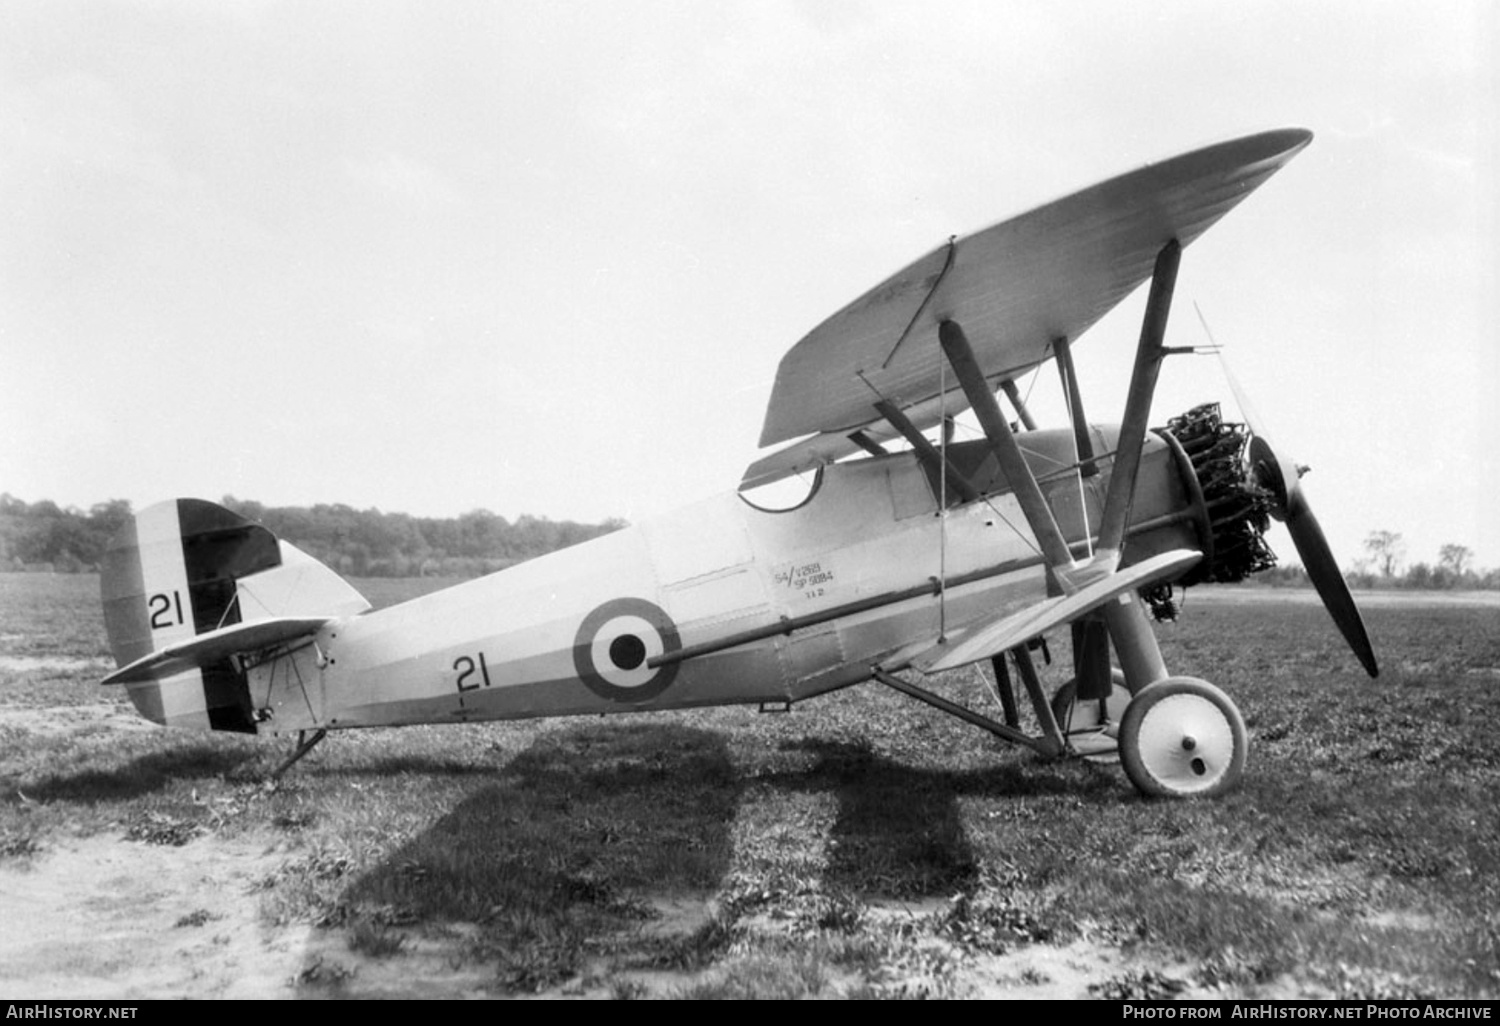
[0,494,624,578]
[1344,530,1499,590]
[2,495,1494,590]
[1250,531,1498,590]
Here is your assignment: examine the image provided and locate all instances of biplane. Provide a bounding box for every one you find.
[99,128,1377,797]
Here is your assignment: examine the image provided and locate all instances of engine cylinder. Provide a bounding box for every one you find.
[1160,404,1278,586]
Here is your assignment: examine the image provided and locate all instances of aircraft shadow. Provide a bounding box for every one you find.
[289,719,1121,993]
[22,741,259,803]
[792,738,982,898]
[335,718,742,916]
[755,737,1096,900]
[327,723,1108,919]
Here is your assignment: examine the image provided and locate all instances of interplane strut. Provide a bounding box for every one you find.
[1097,239,1183,690]
[873,398,980,505]
[937,319,1076,573]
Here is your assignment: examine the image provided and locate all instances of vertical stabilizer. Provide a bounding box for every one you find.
[100,499,370,731]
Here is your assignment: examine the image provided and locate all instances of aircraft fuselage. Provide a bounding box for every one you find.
[243,426,1204,735]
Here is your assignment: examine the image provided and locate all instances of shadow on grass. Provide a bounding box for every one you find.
[763,737,1105,899]
[300,719,742,994]
[21,739,260,803]
[781,738,980,898]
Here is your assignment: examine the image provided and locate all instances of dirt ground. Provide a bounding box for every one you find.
[0,824,1212,999]
[0,697,1214,1000]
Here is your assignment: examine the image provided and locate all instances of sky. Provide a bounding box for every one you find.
[2,0,1496,573]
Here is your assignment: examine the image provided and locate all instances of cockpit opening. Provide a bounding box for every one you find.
[738,467,824,513]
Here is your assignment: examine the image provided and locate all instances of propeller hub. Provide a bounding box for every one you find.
[1247,434,1303,523]
[1162,402,1379,679]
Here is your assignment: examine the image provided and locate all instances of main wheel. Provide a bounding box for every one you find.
[1050,668,1129,733]
[1119,677,1247,798]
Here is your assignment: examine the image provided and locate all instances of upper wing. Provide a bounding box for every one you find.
[888,549,1202,676]
[746,129,1312,489]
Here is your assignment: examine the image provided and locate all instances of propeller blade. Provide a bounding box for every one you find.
[1284,492,1379,677]
[1203,307,1378,678]
[1218,343,1303,510]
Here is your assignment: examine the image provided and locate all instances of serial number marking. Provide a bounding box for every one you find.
[148,591,185,630]
[453,652,493,692]
[773,560,835,599]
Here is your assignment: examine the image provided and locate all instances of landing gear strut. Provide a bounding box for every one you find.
[1050,668,1131,762]
[1050,667,1130,736]
[270,728,328,779]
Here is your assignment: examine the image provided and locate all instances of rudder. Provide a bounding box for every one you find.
[101,499,370,731]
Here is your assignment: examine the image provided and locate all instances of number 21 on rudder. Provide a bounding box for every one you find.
[148,591,186,630]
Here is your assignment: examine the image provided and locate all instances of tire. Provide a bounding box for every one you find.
[1050,667,1129,733]
[1119,677,1247,798]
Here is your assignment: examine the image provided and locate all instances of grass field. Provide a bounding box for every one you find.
[1,572,1497,998]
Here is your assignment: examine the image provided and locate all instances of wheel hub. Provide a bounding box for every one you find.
[1119,677,1248,799]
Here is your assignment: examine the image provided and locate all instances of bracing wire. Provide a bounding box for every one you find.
[938,349,949,640]
[1019,361,1043,412]
[979,493,1044,561]
[936,390,1047,562]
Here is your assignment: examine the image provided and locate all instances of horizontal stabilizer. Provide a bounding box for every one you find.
[909,549,1202,675]
[102,616,330,685]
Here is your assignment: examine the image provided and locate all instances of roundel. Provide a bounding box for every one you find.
[572,598,682,703]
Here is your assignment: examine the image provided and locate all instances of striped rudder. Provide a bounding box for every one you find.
[101,499,369,732]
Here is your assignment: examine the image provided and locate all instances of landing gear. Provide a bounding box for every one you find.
[1051,669,1131,761]
[270,728,328,779]
[1056,669,1128,756]
[1050,668,1130,735]
[878,653,1249,798]
[1118,678,1246,798]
